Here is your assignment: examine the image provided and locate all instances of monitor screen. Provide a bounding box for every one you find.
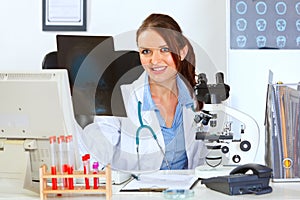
[0,69,77,192]
[56,35,143,119]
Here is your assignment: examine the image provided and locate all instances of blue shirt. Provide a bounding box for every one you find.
[142,74,194,169]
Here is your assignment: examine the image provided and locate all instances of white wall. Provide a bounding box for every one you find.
[0,0,226,79]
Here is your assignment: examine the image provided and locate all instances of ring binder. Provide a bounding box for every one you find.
[265,80,300,182]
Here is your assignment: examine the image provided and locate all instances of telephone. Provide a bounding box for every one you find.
[201,163,273,195]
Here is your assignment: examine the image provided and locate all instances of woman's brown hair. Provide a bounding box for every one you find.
[136,13,196,87]
[136,13,203,110]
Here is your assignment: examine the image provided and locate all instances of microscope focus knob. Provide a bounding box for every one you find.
[221,146,229,154]
[240,140,251,152]
[232,155,241,163]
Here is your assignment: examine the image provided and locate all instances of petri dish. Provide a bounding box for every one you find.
[163,189,194,199]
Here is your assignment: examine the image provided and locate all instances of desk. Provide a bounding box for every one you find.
[1,176,299,199]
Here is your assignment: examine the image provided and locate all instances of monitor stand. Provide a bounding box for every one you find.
[23,157,40,193]
[0,139,28,179]
[0,139,39,193]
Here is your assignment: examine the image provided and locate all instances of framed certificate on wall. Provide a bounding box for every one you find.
[42,0,87,31]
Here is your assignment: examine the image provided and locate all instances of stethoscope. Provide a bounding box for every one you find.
[135,101,170,170]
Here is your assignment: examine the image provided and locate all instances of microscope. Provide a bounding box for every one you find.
[193,72,260,178]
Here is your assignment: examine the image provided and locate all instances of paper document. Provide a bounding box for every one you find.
[120,173,199,192]
[48,0,82,22]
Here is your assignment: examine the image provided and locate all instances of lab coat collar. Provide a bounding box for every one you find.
[130,71,196,123]
[133,72,194,110]
[128,71,157,126]
[131,71,147,104]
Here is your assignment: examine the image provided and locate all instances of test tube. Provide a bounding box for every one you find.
[93,162,99,189]
[82,154,91,189]
[92,162,99,189]
[66,135,74,190]
[58,135,68,188]
[49,136,58,190]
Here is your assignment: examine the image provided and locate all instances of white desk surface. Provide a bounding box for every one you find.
[1,174,299,200]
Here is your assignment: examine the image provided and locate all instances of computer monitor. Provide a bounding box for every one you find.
[0,69,77,192]
[56,35,143,121]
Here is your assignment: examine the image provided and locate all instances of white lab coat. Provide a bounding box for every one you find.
[77,72,208,172]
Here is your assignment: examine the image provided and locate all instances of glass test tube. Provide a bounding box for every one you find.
[66,135,74,190]
[58,135,68,188]
[49,136,58,190]
[82,154,91,189]
[93,162,99,189]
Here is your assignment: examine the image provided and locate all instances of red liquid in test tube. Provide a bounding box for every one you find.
[82,154,90,189]
[49,136,58,190]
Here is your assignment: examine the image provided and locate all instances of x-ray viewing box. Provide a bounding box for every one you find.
[265,80,300,182]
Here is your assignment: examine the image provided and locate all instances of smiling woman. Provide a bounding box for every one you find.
[78,13,208,172]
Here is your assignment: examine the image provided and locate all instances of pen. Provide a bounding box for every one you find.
[131,174,140,181]
[139,188,167,192]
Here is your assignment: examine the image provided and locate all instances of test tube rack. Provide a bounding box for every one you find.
[39,164,112,200]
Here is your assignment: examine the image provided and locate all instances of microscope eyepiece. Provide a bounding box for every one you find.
[194,72,230,104]
[198,73,208,83]
[215,72,224,84]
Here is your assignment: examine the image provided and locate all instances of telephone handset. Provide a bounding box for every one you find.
[201,163,273,195]
[230,163,272,178]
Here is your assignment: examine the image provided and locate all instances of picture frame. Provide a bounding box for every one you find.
[42,0,87,31]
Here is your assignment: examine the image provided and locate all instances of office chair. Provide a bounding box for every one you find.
[42,51,58,69]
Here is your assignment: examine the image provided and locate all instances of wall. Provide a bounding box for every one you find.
[0,0,226,80]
